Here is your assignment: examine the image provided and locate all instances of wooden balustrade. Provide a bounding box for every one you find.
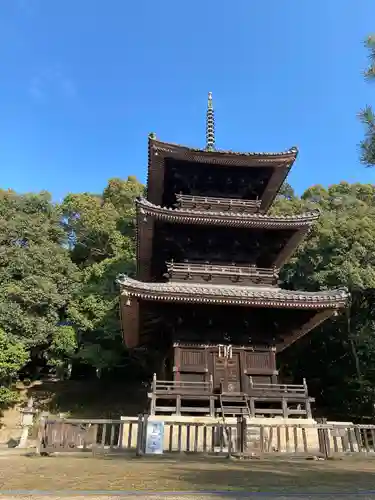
[175,194,261,213]
[152,373,213,394]
[248,377,308,396]
[166,261,279,286]
[148,374,313,418]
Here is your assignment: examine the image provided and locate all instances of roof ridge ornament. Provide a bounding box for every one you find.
[205,92,215,151]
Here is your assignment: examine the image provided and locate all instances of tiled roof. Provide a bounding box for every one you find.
[149,136,299,161]
[136,198,320,229]
[117,275,349,309]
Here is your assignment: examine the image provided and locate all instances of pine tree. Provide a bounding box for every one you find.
[359,35,375,166]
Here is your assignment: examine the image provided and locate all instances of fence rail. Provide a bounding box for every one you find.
[37,414,375,459]
[249,378,308,396]
[165,261,279,286]
[175,194,261,212]
[152,375,213,394]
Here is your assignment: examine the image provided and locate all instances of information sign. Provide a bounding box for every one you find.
[145,420,165,454]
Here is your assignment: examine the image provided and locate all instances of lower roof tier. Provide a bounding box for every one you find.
[117,275,349,310]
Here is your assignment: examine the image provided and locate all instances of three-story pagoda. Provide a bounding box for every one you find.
[118,93,349,418]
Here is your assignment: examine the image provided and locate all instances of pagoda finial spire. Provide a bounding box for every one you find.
[206,92,215,151]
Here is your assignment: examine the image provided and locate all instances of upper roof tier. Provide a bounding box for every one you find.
[147,135,298,214]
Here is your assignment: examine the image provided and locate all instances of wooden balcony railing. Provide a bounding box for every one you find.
[151,373,213,394]
[175,194,261,213]
[166,261,279,286]
[249,377,308,397]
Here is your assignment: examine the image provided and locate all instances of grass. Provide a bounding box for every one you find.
[1,454,375,493]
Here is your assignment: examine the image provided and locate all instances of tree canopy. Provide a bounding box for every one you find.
[273,182,375,420]
[1,178,375,420]
[0,189,80,369]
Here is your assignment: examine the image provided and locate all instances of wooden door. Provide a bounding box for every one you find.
[225,353,241,393]
[213,350,241,394]
[213,354,226,392]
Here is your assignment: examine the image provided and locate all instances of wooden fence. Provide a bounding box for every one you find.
[37,415,375,458]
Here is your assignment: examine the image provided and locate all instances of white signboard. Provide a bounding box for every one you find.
[145,421,164,455]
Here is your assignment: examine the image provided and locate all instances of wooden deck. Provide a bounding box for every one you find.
[148,374,314,418]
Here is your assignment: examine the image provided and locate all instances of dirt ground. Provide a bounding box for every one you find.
[1,454,375,494]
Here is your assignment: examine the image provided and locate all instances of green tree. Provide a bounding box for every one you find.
[0,190,80,374]
[0,328,29,407]
[63,177,144,373]
[275,183,375,420]
[359,35,375,166]
[282,182,375,290]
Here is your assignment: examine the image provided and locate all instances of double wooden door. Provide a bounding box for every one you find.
[173,344,276,394]
[212,346,241,394]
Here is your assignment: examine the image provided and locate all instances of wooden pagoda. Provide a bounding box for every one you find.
[117,93,349,419]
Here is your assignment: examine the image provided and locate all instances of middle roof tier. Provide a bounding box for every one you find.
[136,197,319,282]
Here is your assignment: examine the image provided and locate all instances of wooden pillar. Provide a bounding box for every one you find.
[150,373,157,415]
[209,397,215,417]
[249,398,255,417]
[282,398,288,418]
[305,398,312,419]
[150,394,156,415]
[176,395,181,416]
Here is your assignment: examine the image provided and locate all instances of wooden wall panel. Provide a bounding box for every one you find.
[137,217,154,281]
[245,350,276,372]
[180,349,206,369]
[119,296,139,348]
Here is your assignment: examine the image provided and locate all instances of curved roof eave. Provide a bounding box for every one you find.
[117,275,350,310]
[148,136,299,163]
[136,197,320,229]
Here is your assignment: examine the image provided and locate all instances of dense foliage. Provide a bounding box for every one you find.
[274,182,375,420]
[0,328,28,406]
[1,179,375,421]
[61,176,144,373]
[0,189,80,372]
[359,35,375,166]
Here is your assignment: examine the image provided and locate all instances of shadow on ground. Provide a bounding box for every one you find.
[2,453,375,493]
[163,457,375,493]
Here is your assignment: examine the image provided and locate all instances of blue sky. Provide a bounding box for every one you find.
[1,0,375,201]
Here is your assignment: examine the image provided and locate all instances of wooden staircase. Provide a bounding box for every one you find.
[219,393,251,420]
[218,393,250,453]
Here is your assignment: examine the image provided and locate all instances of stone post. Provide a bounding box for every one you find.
[17,397,36,448]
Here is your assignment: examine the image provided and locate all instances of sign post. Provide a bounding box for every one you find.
[145,420,165,455]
